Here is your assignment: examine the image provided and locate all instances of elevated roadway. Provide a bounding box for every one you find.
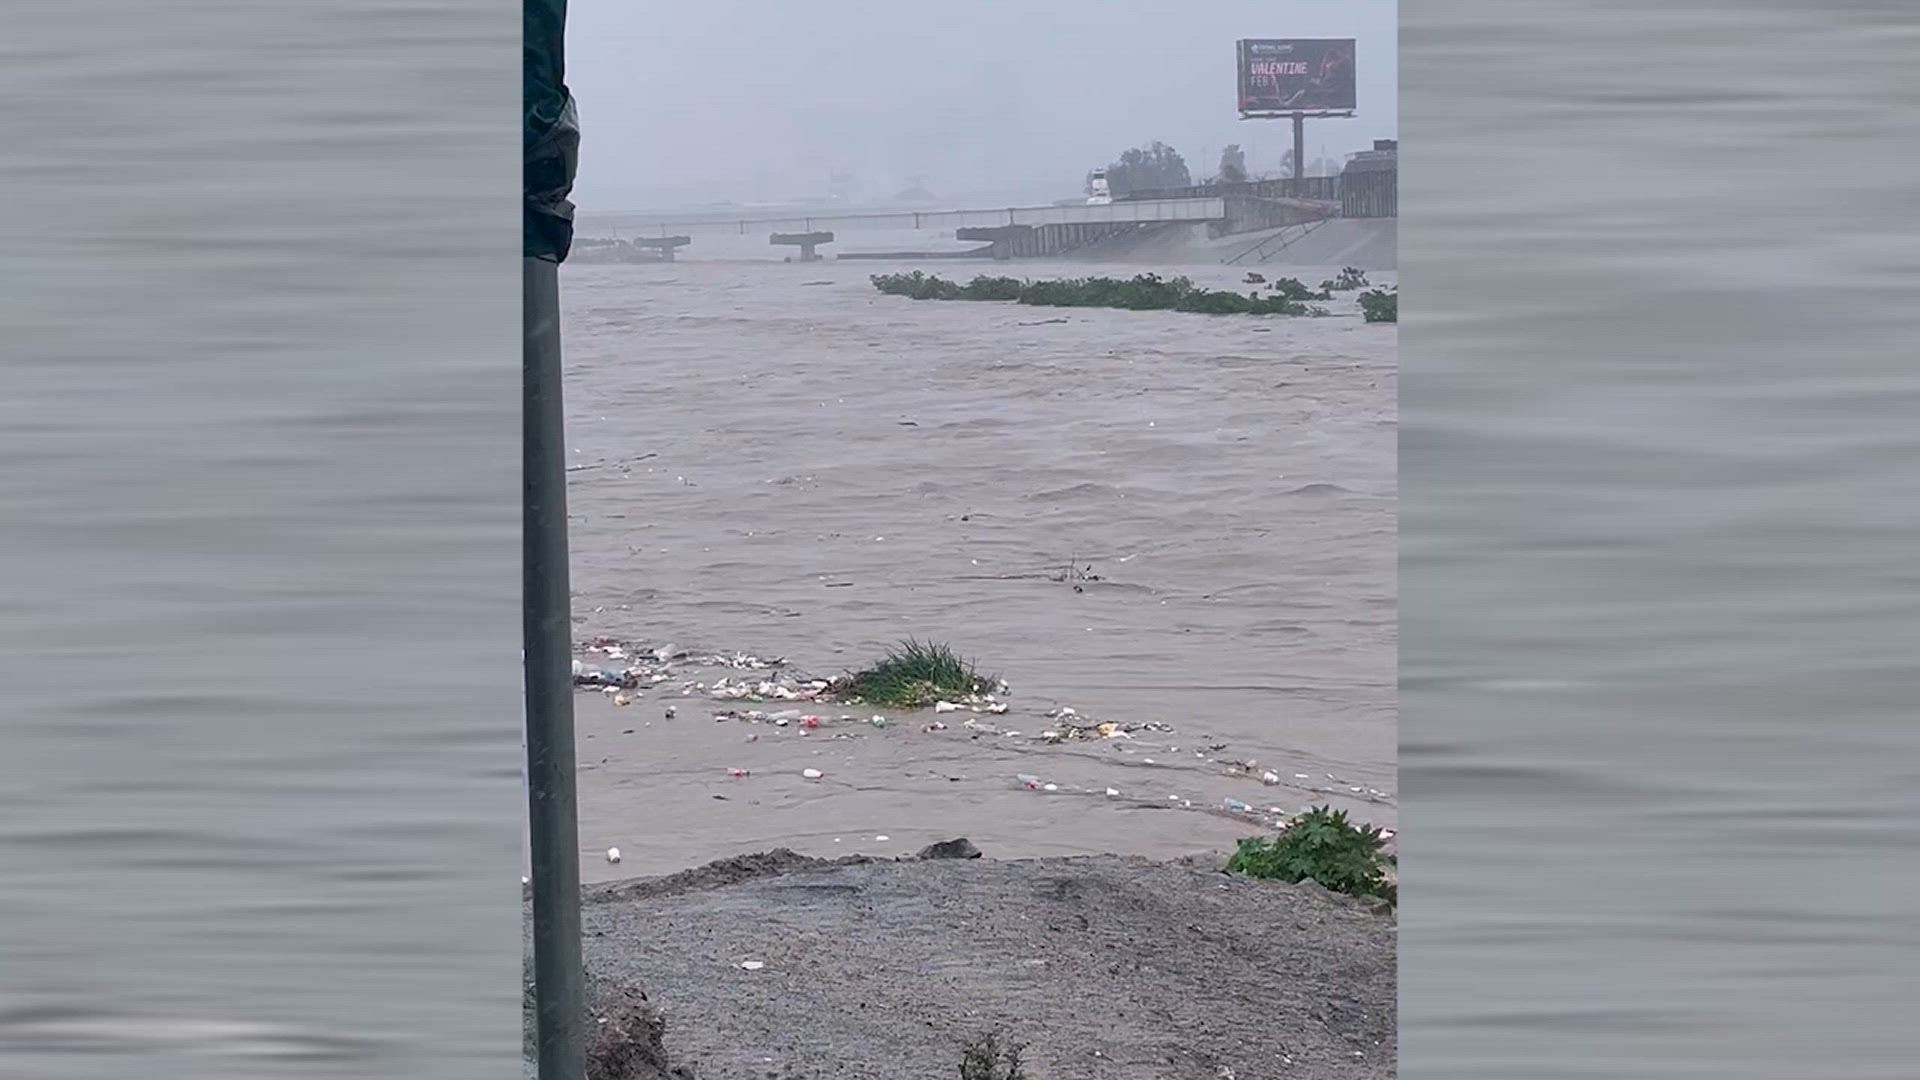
[602,198,1229,240]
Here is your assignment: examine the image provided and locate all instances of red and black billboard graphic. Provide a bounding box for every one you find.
[1237,39,1357,114]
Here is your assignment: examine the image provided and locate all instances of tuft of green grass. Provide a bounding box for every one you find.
[1358,286,1398,323]
[958,1032,1028,1080]
[834,640,998,708]
[1225,806,1395,905]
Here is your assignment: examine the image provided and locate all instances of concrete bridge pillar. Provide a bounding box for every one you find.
[771,231,834,261]
[631,235,692,261]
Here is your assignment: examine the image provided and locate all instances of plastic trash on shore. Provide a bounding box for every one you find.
[1224,797,1251,813]
[606,847,622,863]
[573,665,639,690]
[802,768,824,780]
[1016,774,1042,789]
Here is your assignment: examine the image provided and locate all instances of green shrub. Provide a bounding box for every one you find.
[833,640,997,708]
[1358,287,1397,323]
[1225,806,1395,904]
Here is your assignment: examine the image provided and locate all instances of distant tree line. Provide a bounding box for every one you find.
[1091,140,1352,199]
[1091,141,1192,198]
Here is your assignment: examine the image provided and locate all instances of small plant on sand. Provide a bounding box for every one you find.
[1358,286,1398,323]
[959,1032,1029,1080]
[1226,806,1395,905]
[833,640,997,708]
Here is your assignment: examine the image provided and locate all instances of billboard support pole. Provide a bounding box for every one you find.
[1293,113,1307,186]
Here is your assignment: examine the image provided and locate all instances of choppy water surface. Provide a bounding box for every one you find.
[3,3,520,1077]
[1401,1,1920,1076]
[560,257,1397,877]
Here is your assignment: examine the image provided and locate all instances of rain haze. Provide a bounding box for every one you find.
[567,0,1398,212]
[546,4,1399,1074]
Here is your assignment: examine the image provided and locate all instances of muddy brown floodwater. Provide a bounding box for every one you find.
[558,257,1396,882]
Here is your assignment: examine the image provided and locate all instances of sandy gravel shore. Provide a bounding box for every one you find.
[528,846,1395,1080]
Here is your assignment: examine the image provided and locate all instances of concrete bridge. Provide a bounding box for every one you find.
[609,197,1230,240]
[586,194,1341,260]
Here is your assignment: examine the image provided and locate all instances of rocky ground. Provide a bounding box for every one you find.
[526,845,1395,1079]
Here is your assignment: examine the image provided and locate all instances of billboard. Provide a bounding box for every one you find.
[1237,39,1357,114]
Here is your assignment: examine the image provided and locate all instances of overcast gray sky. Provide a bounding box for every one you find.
[567,1,1397,212]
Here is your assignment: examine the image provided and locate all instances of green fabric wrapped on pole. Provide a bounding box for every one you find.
[524,0,578,262]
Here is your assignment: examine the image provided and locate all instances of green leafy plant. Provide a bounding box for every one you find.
[959,1032,1028,1080]
[1225,806,1395,904]
[833,640,997,708]
[1358,286,1397,323]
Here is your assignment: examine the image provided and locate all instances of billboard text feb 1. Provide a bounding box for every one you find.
[1237,38,1356,114]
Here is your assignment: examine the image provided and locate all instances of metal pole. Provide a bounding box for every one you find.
[525,254,585,1080]
[1293,113,1306,189]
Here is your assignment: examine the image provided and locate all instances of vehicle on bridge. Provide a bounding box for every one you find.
[1086,168,1112,205]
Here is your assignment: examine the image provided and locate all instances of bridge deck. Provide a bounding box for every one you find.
[605,198,1226,239]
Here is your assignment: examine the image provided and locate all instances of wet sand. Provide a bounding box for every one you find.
[560,256,1396,881]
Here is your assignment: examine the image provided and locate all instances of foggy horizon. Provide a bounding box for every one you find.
[567,0,1397,213]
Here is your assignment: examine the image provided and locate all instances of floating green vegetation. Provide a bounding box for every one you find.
[871,271,1312,316]
[1358,286,1398,323]
[833,640,998,709]
[1321,266,1370,292]
[1263,276,1328,302]
[1225,806,1396,906]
